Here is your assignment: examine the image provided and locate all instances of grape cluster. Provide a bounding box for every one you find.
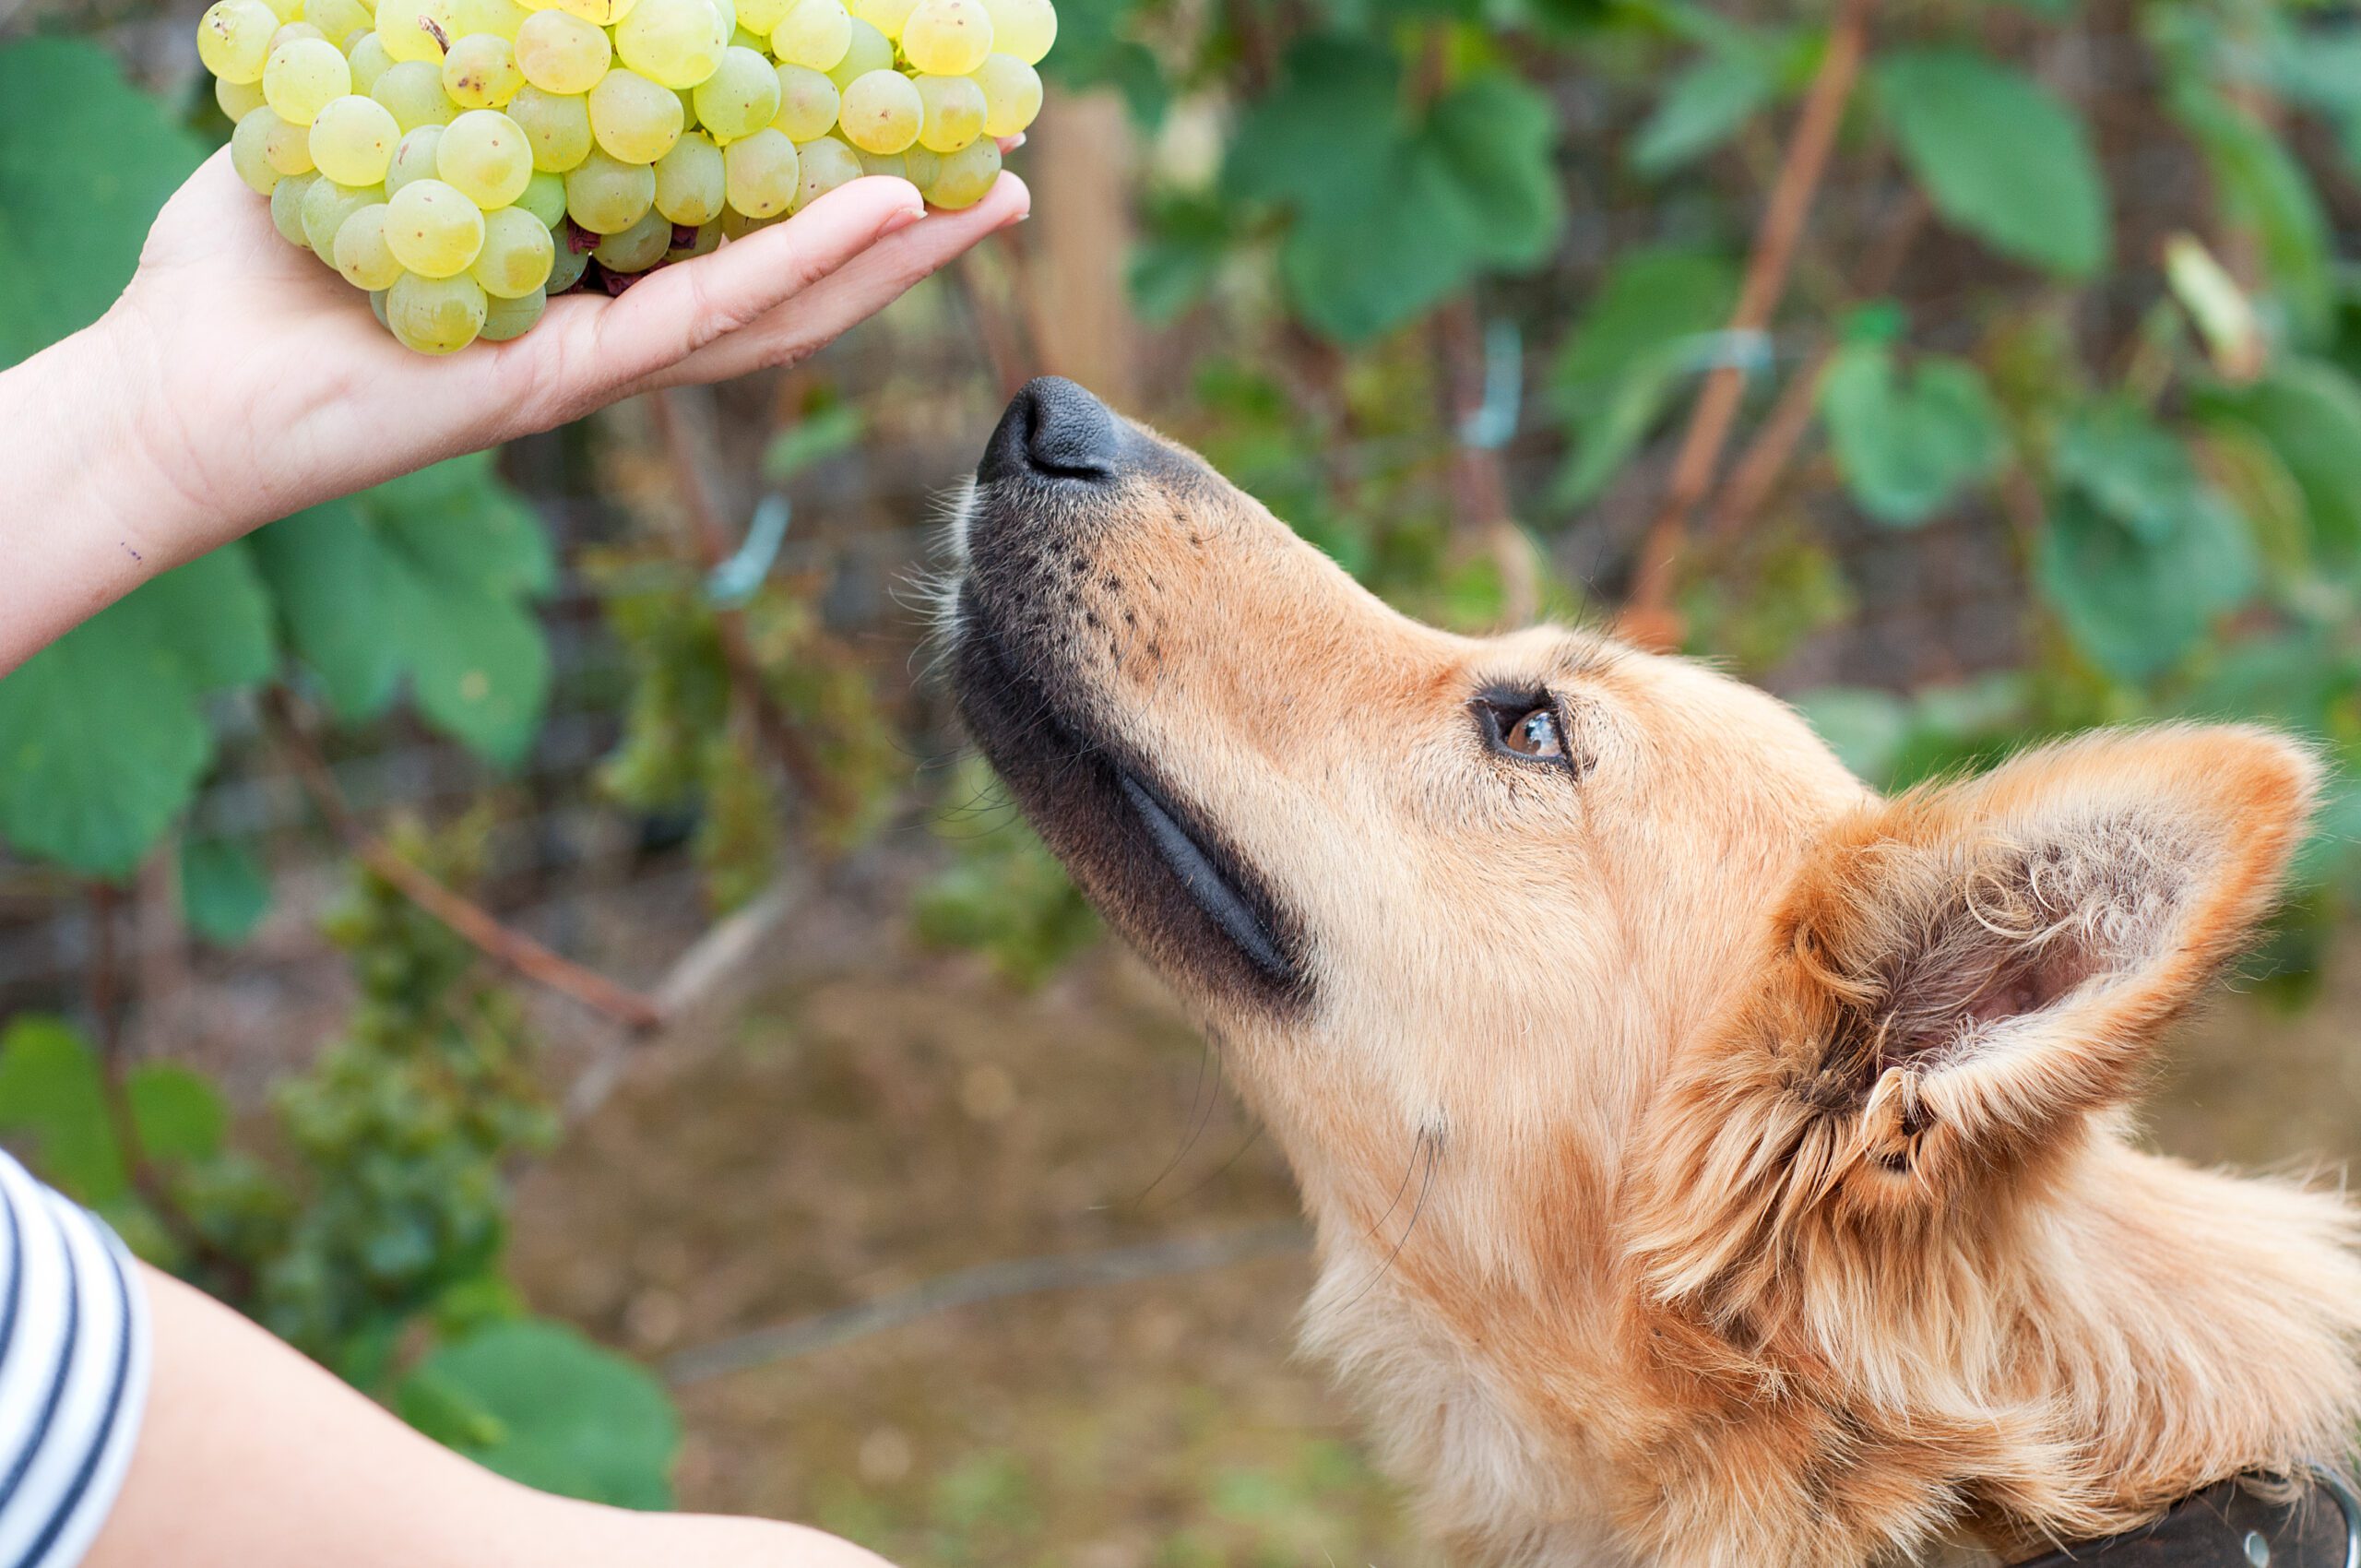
[196,0,1052,354]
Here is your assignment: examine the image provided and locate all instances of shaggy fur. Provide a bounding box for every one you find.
[944,389,2361,1568]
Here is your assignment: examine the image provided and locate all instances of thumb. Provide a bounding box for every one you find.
[564,176,929,398]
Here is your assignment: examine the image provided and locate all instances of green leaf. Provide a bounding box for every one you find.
[1227,43,1562,339]
[0,548,275,877]
[2051,398,2194,543]
[2035,487,2258,682]
[397,1320,680,1508]
[761,405,865,482]
[1876,50,2109,279]
[1631,46,1775,175]
[2173,86,2331,344]
[2198,359,2361,571]
[0,1018,125,1207]
[1789,688,1911,783]
[181,837,273,946]
[1548,245,1737,506]
[0,40,207,364]
[126,1064,228,1165]
[252,454,552,766]
[1819,340,2005,527]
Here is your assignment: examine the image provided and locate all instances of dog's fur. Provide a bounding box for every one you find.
[943,384,2361,1567]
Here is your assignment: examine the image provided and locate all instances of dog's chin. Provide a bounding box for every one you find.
[949,587,1311,1016]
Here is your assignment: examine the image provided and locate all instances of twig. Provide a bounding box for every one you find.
[644,388,849,819]
[264,689,665,1033]
[1619,0,1881,648]
[662,1222,1310,1384]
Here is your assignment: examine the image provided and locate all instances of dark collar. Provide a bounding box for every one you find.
[2011,1472,2358,1567]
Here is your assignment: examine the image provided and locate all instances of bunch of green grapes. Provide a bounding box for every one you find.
[196,0,1051,354]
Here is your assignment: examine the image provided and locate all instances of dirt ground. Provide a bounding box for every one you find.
[507,923,2361,1568]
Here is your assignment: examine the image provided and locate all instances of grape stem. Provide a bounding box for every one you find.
[263,686,668,1032]
[1618,0,1880,651]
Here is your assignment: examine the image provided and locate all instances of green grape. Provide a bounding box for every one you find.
[853,147,903,179]
[903,144,941,186]
[333,201,405,287]
[719,203,780,238]
[564,147,657,232]
[302,177,385,259]
[473,205,556,294]
[900,0,990,76]
[729,24,765,51]
[793,134,860,206]
[676,85,700,129]
[270,172,319,245]
[516,167,568,224]
[613,0,728,89]
[546,238,590,292]
[514,9,607,93]
[591,206,672,271]
[438,109,534,206]
[713,0,738,36]
[823,16,888,89]
[370,287,392,328]
[231,108,286,192]
[372,58,458,128]
[769,64,836,139]
[912,72,983,152]
[385,178,486,275]
[721,126,800,216]
[691,46,778,143]
[217,74,269,124]
[386,125,445,191]
[386,271,488,352]
[256,0,302,20]
[374,0,457,62]
[308,92,400,183]
[669,219,722,256]
[481,285,548,340]
[441,34,524,108]
[968,52,1038,137]
[735,0,790,30]
[769,0,848,70]
[265,38,352,125]
[653,131,725,223]
[198,0,280,82]
[269,21,328,51]
[510,85,592,169]
[977,0,1050,65]
[455,0,532,35]
[540,0,637,22]
[587,66,682,162]
[921,133,995,208]
[837,68,919,155]
[346,31,396,93]
[847,0,912,38]
[308,0,377,45]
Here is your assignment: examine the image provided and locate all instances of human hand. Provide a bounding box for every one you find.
[0,146,1026,671]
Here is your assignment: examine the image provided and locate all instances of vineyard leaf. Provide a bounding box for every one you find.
[1631,46,1774,175]
[2051,398,2193,543]
[0,1018,125,1207]
[2035,487,2257,681]
[398,1319,680,1508]
[0,39,207,364]
[1877,50,2109,278]
[1548,246,1737,506]
[1820,341,2005,526]
[2197,359,2361,570]
[1423,69,1564,270]
[0,548,275,877]
[252,453,553,766]
[127,1064,228,1165]
[181,837,273,945]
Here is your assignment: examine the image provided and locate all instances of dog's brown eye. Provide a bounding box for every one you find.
[1502,707,1563,758]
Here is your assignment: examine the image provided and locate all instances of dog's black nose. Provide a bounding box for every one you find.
[978,375,1121,482]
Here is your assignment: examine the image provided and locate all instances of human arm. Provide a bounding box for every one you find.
[0,147,1028,675]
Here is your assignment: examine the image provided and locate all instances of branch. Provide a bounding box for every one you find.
[264,688,666,1033]
[662,1222,1309,1384]
[1619,0,1880,648]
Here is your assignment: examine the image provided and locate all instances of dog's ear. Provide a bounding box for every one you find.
[1776,725,2318,1179]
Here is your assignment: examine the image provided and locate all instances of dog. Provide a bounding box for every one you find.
[940,376,2361,1567]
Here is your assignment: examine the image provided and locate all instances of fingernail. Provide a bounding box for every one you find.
[884,206,927,234]
[1007,134,1026,149]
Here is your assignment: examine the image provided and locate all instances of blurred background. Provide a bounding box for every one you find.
[8,0,2361,1560]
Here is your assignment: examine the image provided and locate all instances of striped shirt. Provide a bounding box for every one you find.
[0,1153,148,1568]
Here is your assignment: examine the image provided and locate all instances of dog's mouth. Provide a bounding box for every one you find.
[950,592,1309,1012]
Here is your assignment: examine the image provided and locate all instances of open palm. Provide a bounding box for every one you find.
[105,147,1028,567]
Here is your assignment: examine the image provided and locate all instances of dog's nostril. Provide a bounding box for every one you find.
[979,375,1121,483]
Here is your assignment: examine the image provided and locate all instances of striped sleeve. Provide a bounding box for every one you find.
[0,1151,150,1568]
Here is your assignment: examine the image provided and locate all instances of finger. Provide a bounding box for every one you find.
[547,176,929,408]
[637,172,1030,394]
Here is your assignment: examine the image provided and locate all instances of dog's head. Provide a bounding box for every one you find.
[943,380,2342,1550]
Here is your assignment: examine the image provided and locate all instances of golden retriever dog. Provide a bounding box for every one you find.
[941,377,2361,1567]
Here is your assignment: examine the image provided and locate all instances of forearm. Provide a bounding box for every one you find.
[84,1265,888,1568]
[0,319,192,675]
